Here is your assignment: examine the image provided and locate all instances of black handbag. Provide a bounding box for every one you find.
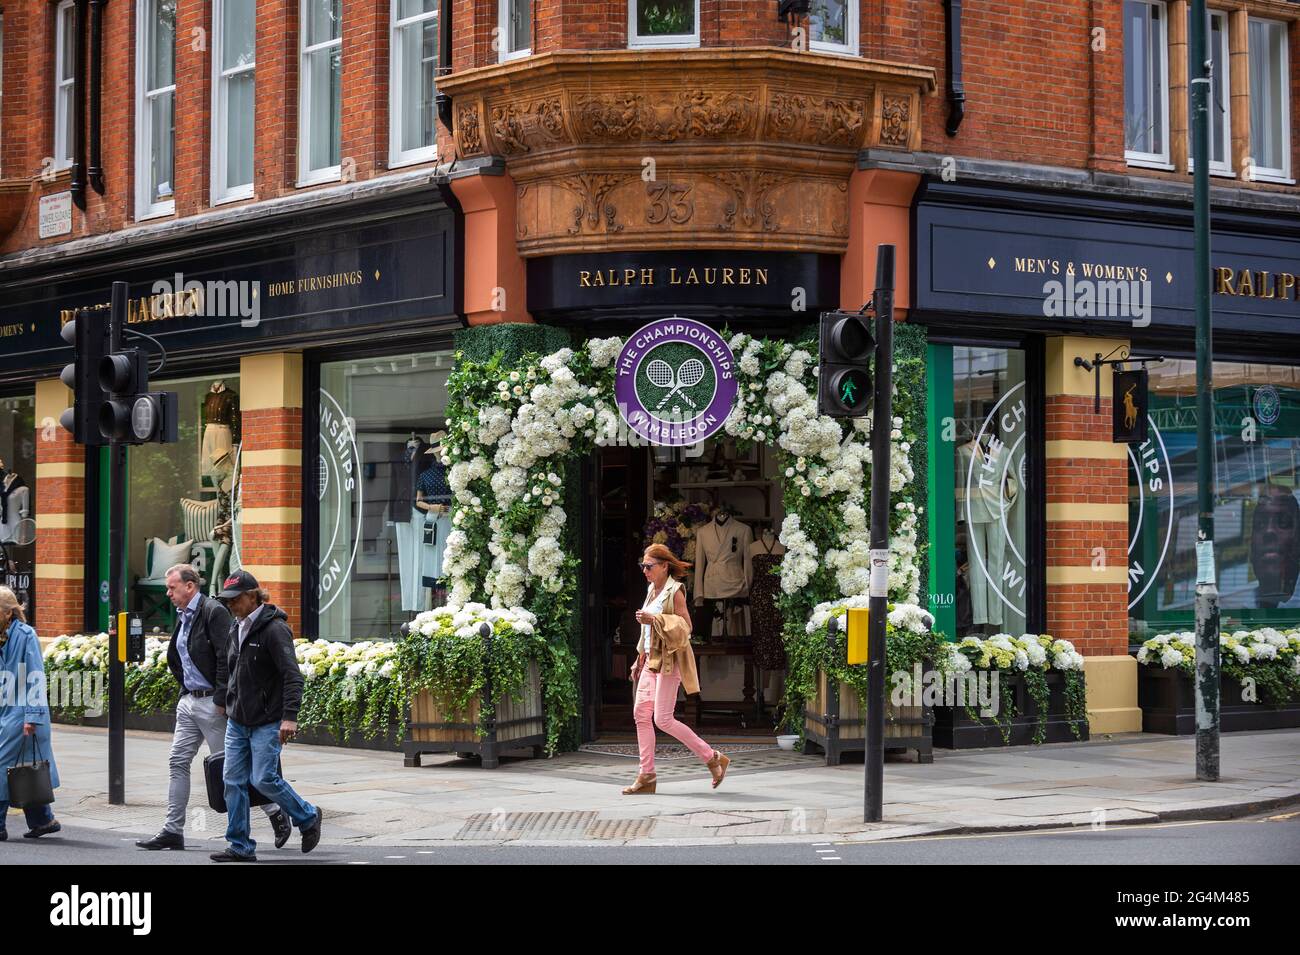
[203,751,282,814]
[7,734,55,809]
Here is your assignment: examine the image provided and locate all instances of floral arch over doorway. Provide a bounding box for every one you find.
[436,323,927,746]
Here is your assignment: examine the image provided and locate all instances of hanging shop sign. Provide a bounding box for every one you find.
[614,317,738,447]
[913,180,1300,337]
[527,251,840,323]
[1112,368,1150,444]
[0,192,458,377]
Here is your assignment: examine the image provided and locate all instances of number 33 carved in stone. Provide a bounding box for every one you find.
[646,182,694,225]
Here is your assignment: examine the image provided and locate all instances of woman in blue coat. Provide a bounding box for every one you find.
[0,586,61,840]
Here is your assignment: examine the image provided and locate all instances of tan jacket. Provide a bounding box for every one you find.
[647,612,701,697]
[693,518,754,598]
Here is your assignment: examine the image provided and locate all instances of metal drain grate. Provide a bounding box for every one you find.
[455,810,599,840]
[585,817,656,840]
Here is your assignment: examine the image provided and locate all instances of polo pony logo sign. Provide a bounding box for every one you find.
[614,318,738,446]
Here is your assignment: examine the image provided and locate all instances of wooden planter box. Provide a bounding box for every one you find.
[403,660,546,769]
[802,668,933,765]
[1138,664,1300,734]
[933,670,1089,748]
[53,708,406,752]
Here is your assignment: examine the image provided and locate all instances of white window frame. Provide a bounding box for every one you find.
[1246,16,1293,185]
[1187,8,1232,177]
[389,0,439,167]
[498,0,531,62]
[808,1,859,57]
[211,0,256,205]
[135,0,176,220]
[1124,0,1172,170]
[627,0,700,50]
[298,0,343,187]
[53,0,75,172]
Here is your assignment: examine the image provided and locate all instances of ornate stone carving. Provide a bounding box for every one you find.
[705,171,794,233]
[436,49,936,255]
[516,185,530,238]
[766,93,866,147]
[562,173,627,235]
[574,95,649,142]
[880,94,911,148]
[457,103,483,155]
[673,90,759,140]
[489,98,568,156]
[574,90,758,144]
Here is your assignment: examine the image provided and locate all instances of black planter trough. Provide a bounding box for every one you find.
[932,670,1089,748]
[1137,664,1300,734]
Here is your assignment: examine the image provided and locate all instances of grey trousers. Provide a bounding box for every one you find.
[166,692,278,835]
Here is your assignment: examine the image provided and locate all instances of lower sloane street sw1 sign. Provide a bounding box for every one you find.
[615,318,738,447]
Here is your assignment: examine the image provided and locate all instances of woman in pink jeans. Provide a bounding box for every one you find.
[622,544,729,795]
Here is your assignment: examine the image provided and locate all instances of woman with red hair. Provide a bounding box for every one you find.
[623,544,729,795]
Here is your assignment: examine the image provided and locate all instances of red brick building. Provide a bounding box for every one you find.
[1,1,1298,741]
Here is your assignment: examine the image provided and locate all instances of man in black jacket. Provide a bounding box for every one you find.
[210,570,322,862]
[136,564,290,851]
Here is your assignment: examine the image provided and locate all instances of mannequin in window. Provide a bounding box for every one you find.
[0,458,30,545]
[955,420,1018,633]
[748,527,786,709]
[693,503,753,640]
[394,435,426,612]
[201,380,241,479]
[390,434,427,525]
[415,431,452,600]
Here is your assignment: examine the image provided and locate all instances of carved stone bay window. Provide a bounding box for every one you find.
[438,49,936,256]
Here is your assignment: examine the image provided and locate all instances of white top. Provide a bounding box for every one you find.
[636,581,674,656]
[237,603,264,650]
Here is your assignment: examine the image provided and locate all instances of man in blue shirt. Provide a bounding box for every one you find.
[135,564,290,851]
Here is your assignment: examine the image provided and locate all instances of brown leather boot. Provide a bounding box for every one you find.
[621,772,657,795]
[706,750,730,789]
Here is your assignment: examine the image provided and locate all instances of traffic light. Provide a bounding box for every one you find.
[58,308,111,446]
[59,283,178,446]
[98,345,177,444]
[817,310,874,418]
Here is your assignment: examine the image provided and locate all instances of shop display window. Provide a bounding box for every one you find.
[1129,360,1300,638]
[929,345,1032,639]
[313,350,453,642]
[0,395,36,622]
[127,374,241,630]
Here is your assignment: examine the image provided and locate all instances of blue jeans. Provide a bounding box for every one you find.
[223,719,318,857]
[0,800,54,833]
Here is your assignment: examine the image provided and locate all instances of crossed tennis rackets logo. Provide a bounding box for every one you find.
[644,356,707,411]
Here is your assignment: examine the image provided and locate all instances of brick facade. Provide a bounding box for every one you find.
[33,381,85,637]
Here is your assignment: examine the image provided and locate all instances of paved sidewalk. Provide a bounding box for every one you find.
[31,725,1300,847]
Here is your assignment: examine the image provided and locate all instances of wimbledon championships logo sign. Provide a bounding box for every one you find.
[317,389,360,611]
[614,317,738,446]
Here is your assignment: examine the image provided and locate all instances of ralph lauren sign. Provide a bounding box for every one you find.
[914,180,1300,338]
[0,193,457,377]
[527,250,840,324]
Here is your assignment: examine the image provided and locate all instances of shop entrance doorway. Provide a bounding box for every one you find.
[583,436,788,739]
